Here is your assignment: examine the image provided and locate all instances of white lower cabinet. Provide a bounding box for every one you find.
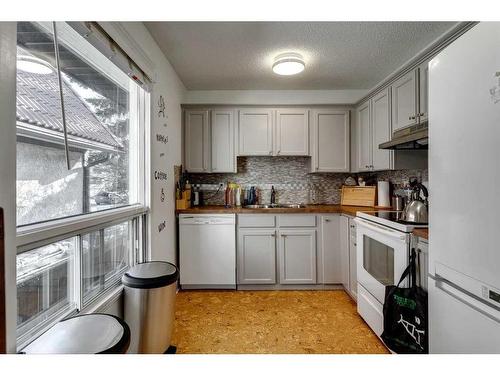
[339,215,358,300]
[237,229,276,284]
[236,214,353,289]
[339,215,350,290]
[320,215,342,284]
[348,218,358,300]
[279,229,317,284]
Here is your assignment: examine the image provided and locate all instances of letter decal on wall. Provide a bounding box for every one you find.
[158,220,166,233]
[154,170,168,180]
[158,95,165,118]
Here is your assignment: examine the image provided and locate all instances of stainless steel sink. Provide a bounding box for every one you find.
[243,204,278,209]
[243,204,306,209]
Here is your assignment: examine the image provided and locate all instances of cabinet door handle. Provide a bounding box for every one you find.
[269,150,273,155]
[277,150,281,155]
[271,234,275,237]
[409,115,416,120]
[281,234,287,238]
[419,112,425,116]
[325,219,331,222]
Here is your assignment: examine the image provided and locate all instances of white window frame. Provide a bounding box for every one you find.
[15,21,151,350]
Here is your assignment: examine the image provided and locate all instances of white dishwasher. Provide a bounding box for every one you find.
[179,214,236,289]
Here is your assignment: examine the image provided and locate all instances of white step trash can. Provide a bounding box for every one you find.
[21,313,130,354]
[122,261,179,353]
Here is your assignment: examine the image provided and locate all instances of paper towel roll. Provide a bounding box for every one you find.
[377,181,391,207]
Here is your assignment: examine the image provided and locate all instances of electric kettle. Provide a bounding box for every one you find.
[401,183,428,224]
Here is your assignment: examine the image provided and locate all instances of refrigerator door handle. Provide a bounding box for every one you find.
[434,275,500,324]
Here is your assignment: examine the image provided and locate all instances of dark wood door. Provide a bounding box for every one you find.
[0,208,5,353]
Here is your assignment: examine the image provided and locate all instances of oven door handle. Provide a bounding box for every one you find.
[354,218,408,241]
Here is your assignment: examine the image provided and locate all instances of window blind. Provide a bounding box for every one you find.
[68,22,153,92]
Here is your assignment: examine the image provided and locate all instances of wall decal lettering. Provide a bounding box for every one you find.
[158,95,165,118]
[158,220,166,233]
[160,188,165,202]
[156,134,168,144]
[154,170,168,180]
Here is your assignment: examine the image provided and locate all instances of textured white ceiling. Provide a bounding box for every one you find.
[145,22,456,90]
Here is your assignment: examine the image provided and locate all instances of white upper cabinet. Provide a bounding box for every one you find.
[238,108,274,156]
[417,59,429,124]
[371,88,392,170]
[357,101,372,172]
[185,109,236,173]
[211,109,236,173]
[391,70,418,132]
[185,110,209,173]
[355,89,393,172]
[275,108,309,156]
[310,109,350,173]
[391,61,429,133]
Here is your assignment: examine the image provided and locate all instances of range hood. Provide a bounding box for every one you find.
[379,122,428,150]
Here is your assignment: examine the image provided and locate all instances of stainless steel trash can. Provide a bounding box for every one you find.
[122,261,179,354]
[21,313,130,354]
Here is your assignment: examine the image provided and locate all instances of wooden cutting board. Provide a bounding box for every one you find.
[341,186,376,207]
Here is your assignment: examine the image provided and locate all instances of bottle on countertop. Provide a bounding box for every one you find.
[235,185,242,207]
[184,180,192,202]
[247,186,255,205]
[225,182,231,207]
[271,186,276,204]
[192,184,200,206]
[198,188,204,206]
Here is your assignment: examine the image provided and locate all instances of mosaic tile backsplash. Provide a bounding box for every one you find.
[187,156,428,206]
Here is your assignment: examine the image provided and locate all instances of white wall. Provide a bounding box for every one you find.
[183,89,368,105]
[0,22,18,353]
[100,22,187,264]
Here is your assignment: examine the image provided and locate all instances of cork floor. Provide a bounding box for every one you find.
[171,290,389,354]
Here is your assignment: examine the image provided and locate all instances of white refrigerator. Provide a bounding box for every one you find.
[429,22,500,353]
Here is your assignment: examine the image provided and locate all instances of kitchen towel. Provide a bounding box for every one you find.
[377,181,391,207]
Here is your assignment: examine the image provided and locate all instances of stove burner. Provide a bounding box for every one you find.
[368,211,428,225]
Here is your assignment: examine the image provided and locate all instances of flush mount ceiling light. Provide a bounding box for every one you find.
[272,53,305,76]
[17,57,53,75]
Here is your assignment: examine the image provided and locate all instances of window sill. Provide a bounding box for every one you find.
[81,284,125,315]
[17,204,148,252]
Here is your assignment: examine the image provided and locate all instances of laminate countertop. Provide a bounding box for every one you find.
[176,204,390,216]
[176,205,429,239]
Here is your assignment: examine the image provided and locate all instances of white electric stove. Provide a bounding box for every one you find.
[354,210,428,340]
